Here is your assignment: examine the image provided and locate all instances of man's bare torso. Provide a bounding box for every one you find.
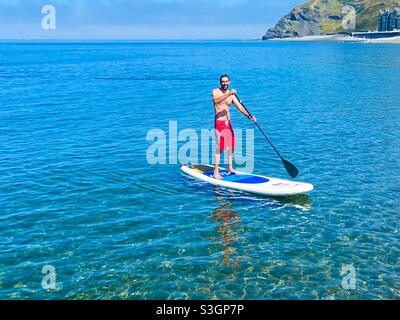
[213,88,234,121]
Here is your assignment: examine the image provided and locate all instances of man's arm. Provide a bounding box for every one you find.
[232,95,257,122]
[212,89,236,105]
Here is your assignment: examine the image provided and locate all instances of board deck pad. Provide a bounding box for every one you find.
[192,165,270,184]
[181,164,314,197]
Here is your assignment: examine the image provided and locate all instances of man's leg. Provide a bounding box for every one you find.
[214,148,222,179]
[214,129,223,179]
[227,148,239,174]
[226,123,237,174]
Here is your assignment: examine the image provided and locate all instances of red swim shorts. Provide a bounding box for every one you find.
[215,120,235,152]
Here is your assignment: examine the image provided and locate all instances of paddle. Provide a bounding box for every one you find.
[235,94,300,179]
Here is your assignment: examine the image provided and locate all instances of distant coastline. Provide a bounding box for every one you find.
[266,34,400,43]
[262,0,400,43]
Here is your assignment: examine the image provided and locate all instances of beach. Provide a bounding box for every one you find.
[365,36,400,43]
[267,34,400,43]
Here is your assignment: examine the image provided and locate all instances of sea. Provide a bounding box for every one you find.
[0,40,399,299]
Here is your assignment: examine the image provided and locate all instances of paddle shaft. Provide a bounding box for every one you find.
[235,94,284,160]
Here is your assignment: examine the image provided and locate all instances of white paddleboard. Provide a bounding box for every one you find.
[181,164,314,197]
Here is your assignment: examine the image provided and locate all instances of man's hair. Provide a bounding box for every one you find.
[220,74,230,81]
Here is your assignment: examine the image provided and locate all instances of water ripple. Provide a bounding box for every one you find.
[0,41,399,300]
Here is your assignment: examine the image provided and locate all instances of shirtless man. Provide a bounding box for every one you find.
[212,75,256,180]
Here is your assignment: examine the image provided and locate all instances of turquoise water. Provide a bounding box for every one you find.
[0,41,399,299]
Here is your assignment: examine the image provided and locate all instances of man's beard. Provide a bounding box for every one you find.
[221,85,229,91]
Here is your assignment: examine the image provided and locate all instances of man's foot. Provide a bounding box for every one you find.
[214,171,223,180]
[228,168,239,175]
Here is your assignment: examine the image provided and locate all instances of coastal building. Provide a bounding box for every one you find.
[378,8,400,31]
[396,16,400,30]
[379,10,389,31]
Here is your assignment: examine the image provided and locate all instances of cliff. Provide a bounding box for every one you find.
[263,0,400,39]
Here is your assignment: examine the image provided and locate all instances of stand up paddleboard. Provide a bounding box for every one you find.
[181,165,314,197]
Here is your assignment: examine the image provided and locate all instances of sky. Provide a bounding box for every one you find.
[0,0,301,39]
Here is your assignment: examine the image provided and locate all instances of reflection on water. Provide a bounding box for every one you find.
[207,186,313,271]
[210,187,245,268]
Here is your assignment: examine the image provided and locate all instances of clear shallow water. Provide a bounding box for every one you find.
[0,41,399,300]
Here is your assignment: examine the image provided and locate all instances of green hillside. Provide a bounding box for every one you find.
[263,0,400,39]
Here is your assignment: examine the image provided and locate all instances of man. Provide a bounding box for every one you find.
[212,75,256,180]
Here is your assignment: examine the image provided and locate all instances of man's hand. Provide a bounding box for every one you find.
[213,88,237,105]
[249,116,257,123]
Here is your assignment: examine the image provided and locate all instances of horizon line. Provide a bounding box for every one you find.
[0,38,263,42]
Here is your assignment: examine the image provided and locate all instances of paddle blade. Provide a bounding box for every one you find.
[282,158,299,179]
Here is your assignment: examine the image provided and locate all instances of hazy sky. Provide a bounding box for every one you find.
[0,0,301,39]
